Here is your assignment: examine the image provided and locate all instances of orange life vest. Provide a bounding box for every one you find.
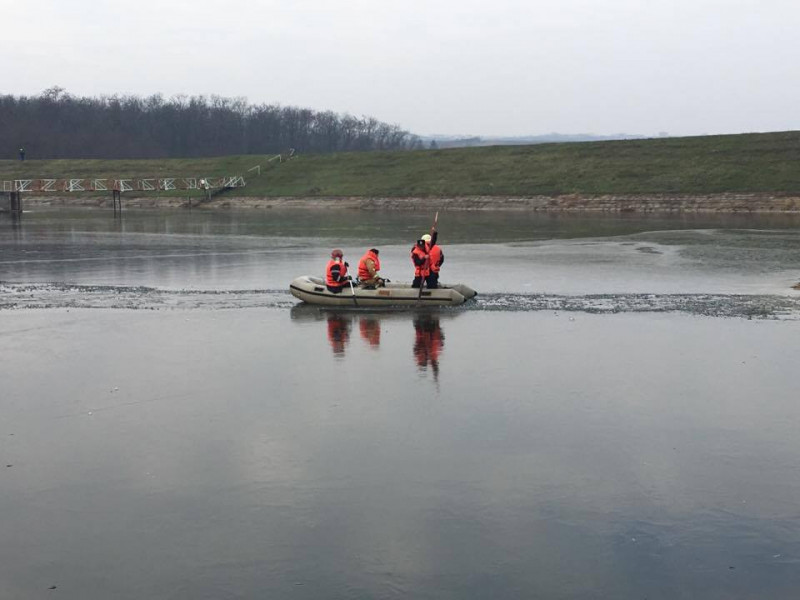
[358,250,380,280]
[325,259,348,288]
[410,243,429,277]
[428,244,443,274]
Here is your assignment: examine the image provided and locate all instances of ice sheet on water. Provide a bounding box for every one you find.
[0,282,296,311]
[2,282,799,319]
[473,292,800,319]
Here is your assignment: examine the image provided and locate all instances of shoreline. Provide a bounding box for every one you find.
[5,192,800,213]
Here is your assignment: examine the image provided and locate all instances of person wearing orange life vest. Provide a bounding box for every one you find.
[325,248,352,293]
[357,248,385,288]
[424,232,444,289]
[410,230,439,288]
[410,238,430,288]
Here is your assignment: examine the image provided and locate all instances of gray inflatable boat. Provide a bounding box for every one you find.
[289,276,477,307]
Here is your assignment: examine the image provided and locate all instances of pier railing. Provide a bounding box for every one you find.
[0,175,247,214]
[1,176,245,193]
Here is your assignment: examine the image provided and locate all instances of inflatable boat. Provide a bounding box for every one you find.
[289,276,477,307]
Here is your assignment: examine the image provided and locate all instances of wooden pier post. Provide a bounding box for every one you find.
[112,188,122,214]
[10,191,22,213]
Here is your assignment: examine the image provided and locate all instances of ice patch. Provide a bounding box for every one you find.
[2,282,799,319]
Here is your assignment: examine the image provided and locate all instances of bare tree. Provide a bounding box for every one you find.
[1,88,422,159]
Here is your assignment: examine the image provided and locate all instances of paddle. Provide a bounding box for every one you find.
[417,259,426,301]
[417,212,439,302]
[348,276,359,307]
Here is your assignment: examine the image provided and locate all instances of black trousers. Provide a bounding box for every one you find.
[412,274,439,289]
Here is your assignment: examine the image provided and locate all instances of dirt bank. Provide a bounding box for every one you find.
[12,192,800,212]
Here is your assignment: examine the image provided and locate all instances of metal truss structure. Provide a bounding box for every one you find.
[1,176,246,194]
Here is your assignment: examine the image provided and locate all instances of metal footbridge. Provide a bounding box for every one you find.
[2,175,245,194]
[1,174,246,212]
[0,151,299,213]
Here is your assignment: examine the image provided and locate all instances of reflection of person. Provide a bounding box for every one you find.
[359,317,381,348]
[357,248,384,288]
[325,248,352,293]
[327,314,351,356]
[413,315,444,379]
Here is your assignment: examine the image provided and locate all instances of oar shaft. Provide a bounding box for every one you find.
[348,278,358,307]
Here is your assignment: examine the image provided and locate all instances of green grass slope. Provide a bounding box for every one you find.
[2,131,799,197]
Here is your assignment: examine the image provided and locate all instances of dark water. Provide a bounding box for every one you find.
[1,209,800,599]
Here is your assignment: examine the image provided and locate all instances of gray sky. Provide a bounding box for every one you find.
[3,0,798,137]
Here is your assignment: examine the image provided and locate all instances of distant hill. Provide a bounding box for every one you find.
[421,132,654,148]
[2,131,798,198]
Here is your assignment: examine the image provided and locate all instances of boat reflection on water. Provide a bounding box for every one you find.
[326,314,351,356]
[328,314,382,356]
[358,316,381,348]
[290,304,454,377]
[412,314,444,381]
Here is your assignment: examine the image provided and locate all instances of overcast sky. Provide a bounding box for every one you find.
[2,0,798,137]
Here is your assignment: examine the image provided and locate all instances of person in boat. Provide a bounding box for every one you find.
[357,248,385,288]
[411,238,429,289]
[325,248,352,293]
[425,233,444,289]
[411,230,438,288]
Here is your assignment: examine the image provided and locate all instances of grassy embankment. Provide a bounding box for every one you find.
[1,131,799,197]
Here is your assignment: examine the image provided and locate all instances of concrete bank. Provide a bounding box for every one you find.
[13,192,800,213]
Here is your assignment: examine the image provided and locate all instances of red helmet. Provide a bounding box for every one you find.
[331,248,343,259]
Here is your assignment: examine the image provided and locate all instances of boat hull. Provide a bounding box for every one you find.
[289,276,476,307]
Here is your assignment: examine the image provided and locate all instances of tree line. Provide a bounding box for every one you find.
[2,87,423,159]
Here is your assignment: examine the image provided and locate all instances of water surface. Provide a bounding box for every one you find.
[1,208,799,599]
